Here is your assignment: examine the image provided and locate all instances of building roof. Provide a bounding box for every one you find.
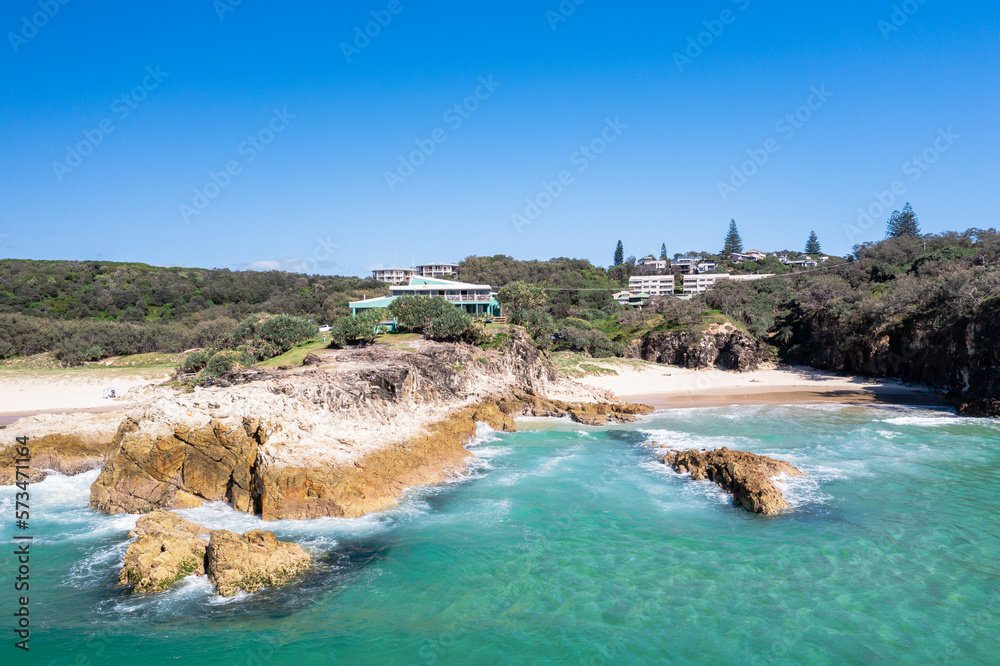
[349,295,397,308]
[394,276,491,290]
[416,262,458,268]
[373,266,416,272]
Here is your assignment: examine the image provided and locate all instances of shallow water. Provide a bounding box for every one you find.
[3,404,999,664]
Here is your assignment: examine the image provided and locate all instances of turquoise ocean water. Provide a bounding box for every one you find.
[2,404,999,664]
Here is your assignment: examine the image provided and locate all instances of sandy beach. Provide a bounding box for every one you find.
[572,361,947,410]
[0,370,172,422]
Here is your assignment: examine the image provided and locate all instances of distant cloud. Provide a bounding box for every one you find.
[240,258,316,273]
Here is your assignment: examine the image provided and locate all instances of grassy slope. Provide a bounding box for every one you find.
[256,336,332,368]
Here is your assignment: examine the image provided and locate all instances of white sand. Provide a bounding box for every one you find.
[572,362,942,409]
[0,371,170,415]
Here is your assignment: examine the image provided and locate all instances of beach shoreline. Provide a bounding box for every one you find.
[571,362,948,411]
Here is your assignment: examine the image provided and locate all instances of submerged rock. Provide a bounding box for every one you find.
[118,510,310,596]
[206,529,312,597]
[118,510,210,594]
[662,447,803,515]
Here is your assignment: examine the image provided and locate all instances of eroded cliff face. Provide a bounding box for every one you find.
[84,330,651,520]
[791,297,1000,416]
[0,412,123,484]
[627,322,763,372]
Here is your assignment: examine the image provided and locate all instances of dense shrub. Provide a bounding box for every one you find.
[388,296,455,332]
[225,313,318,356]
[557,326,624,358]
[331,309,387,345]
[181,350,212,374]
[424,307,474,340]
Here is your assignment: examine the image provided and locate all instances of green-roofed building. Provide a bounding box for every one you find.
[349,276,501,317]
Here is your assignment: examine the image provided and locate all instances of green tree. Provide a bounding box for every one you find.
[659,243,668,260]
[388,296,454,332]
[723,219,744,255]
[805,230,822,254]
[331,309,386,345]
[497,281,546,311]
[886,202,921,238]
[613,240,624,266]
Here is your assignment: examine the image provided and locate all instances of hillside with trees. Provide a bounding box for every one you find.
[456,255,620,317]
[0,259,388,364]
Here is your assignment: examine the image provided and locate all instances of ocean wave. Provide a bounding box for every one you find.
[66,540,131,589]
[879,415,962,427]
[637,428,742,452]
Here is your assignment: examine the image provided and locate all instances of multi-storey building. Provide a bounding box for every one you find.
[350,277,500,316]
[371,266,418,284]
[682,273,775,295]
[628,274,675,297]
[416,263,459,278]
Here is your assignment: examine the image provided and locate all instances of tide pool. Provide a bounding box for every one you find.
[2,404,998,664]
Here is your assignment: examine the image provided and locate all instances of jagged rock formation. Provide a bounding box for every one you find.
[661,447,803,515]
[117,510,310,596]
[0,412,123,485]
[628,322,762,372]
[118,510,210,593]
[82,330,651,520]
[206,529,311,597]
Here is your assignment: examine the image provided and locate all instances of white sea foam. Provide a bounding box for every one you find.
[880,415,961,427]
[638,428,742,452]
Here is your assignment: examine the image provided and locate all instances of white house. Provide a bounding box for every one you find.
[731,250,766,263]
[636,255,668,272]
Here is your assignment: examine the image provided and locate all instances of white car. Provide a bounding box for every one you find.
[318,325,331,333]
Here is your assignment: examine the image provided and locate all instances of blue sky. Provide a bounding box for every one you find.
[1,1,997,275]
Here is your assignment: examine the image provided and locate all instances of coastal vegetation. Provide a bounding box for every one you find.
[180,313,318,381]
[0,259,386,364]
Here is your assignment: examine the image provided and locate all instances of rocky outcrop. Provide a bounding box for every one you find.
[661,447,803,515]
[206,529,311,597]
[88,330,652,520]
[117,510,311,596]
[628,322,763,372]
[90,388,650,520]
[0,412,123,485]
[789,294,1000,417]
[118,510,210,593]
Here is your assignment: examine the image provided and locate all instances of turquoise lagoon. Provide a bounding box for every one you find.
[3,403,999,664]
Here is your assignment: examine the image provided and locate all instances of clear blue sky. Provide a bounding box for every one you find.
[1,1,997,275]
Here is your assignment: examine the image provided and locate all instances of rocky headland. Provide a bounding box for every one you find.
[2,329,652,522]
[659,446,803,515]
